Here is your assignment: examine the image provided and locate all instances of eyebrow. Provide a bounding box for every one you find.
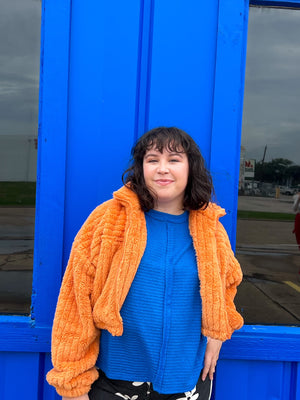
[144,152,184,159]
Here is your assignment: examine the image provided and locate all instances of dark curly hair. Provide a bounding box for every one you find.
[122,126,213,211]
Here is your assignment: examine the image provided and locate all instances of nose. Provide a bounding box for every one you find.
[157,161,169,174]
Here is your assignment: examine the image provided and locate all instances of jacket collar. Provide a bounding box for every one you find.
[113,185,141,210]
[113,185,226,222]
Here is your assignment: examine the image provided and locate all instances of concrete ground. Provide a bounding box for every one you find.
[237,194,295,213]
[0,195,299,326]
[0,207,34,314]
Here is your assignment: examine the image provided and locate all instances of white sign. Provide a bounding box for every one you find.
[244,159,255,178]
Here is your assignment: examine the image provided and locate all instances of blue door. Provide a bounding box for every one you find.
[0,1,299,399]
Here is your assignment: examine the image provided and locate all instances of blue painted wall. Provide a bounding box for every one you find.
[0,0,299,399]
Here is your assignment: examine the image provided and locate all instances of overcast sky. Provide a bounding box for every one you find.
[0,3,299,166]
[242,6,300,165]
[0,0,41,136]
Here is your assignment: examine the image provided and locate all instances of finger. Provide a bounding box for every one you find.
[201,366,209,381]
[209,365,215,380]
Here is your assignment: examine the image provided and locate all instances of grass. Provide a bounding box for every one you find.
[0,181,36,206]
[0,183,295,218]
[237,210,295,221]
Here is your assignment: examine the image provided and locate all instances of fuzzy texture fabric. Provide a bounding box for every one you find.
[46,185,244,397]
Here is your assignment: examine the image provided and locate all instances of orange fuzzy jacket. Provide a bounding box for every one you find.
[46,185,244,397]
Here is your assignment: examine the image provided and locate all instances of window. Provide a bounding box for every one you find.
[0,0,41,314]
[236,6,300,325]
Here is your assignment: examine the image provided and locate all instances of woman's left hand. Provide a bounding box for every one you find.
[201,336,223,381]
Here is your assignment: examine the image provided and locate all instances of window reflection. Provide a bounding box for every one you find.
[236,6,300,325]
[0,0,41,314]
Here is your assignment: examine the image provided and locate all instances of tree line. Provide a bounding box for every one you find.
[254,158,300,187]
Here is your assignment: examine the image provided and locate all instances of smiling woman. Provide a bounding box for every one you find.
[123,127,213,213]
[0,0,41,314]
[143,148,189,215]
[46,127,243,400]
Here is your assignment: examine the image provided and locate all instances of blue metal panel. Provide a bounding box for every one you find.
[210,0,249,243]
[295,363,300,400]
[42,353,61,400]
[0,352,39,399]
[214,359,298,400]
[63,0,142,259]
[146,0,219,162]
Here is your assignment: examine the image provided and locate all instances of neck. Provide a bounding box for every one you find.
[153,203,185,215]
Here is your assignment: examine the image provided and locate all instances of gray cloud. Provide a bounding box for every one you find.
[0,0,40,135]
[1,1,299,168]
[242,7,300,165]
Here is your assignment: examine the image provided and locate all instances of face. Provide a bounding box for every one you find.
[143,146,189,214]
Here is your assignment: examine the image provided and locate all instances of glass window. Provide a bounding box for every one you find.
[0,0,41,314]
[236,6,300,325]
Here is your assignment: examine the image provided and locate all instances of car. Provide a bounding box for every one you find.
[280,186,296,195]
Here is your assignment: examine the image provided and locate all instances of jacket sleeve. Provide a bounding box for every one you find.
[216,221,244,339]
[46,206,106,397]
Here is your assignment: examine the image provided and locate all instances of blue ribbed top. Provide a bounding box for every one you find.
[96,209,207,394]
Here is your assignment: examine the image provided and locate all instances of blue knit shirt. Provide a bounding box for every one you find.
[96,209,207,394]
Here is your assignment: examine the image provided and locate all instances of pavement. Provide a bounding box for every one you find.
[237,195,295,213]
[236,195,300,326]
[0,195,299,326]
[0,207,34,314]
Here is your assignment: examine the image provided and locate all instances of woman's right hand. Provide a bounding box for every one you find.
[62,394,89,400]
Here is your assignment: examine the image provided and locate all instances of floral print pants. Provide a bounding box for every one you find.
[88,370,212,400]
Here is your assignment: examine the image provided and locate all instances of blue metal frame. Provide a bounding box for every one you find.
[32,0,71,327]
[210,0,249,243]
[221,325,300,360]
[0,0,71,349]
[211,0,300,361]
[0,0,299,369]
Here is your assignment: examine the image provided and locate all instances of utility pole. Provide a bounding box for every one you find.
[261,145,267,164]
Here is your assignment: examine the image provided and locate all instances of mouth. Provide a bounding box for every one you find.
[155,179,174,186]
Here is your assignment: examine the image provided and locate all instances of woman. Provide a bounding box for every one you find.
[293,192,300,250]
[46,127,244,400]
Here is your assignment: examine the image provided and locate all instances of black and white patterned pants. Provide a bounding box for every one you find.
[88,370,213,400]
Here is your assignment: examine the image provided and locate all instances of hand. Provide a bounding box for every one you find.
[62,394,89,400]
[201,336,223,381]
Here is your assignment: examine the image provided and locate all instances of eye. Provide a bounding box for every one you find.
[170,158,180,162]
[147,159,158,163]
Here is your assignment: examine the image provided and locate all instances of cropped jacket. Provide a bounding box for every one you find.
[46,185,244,397]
